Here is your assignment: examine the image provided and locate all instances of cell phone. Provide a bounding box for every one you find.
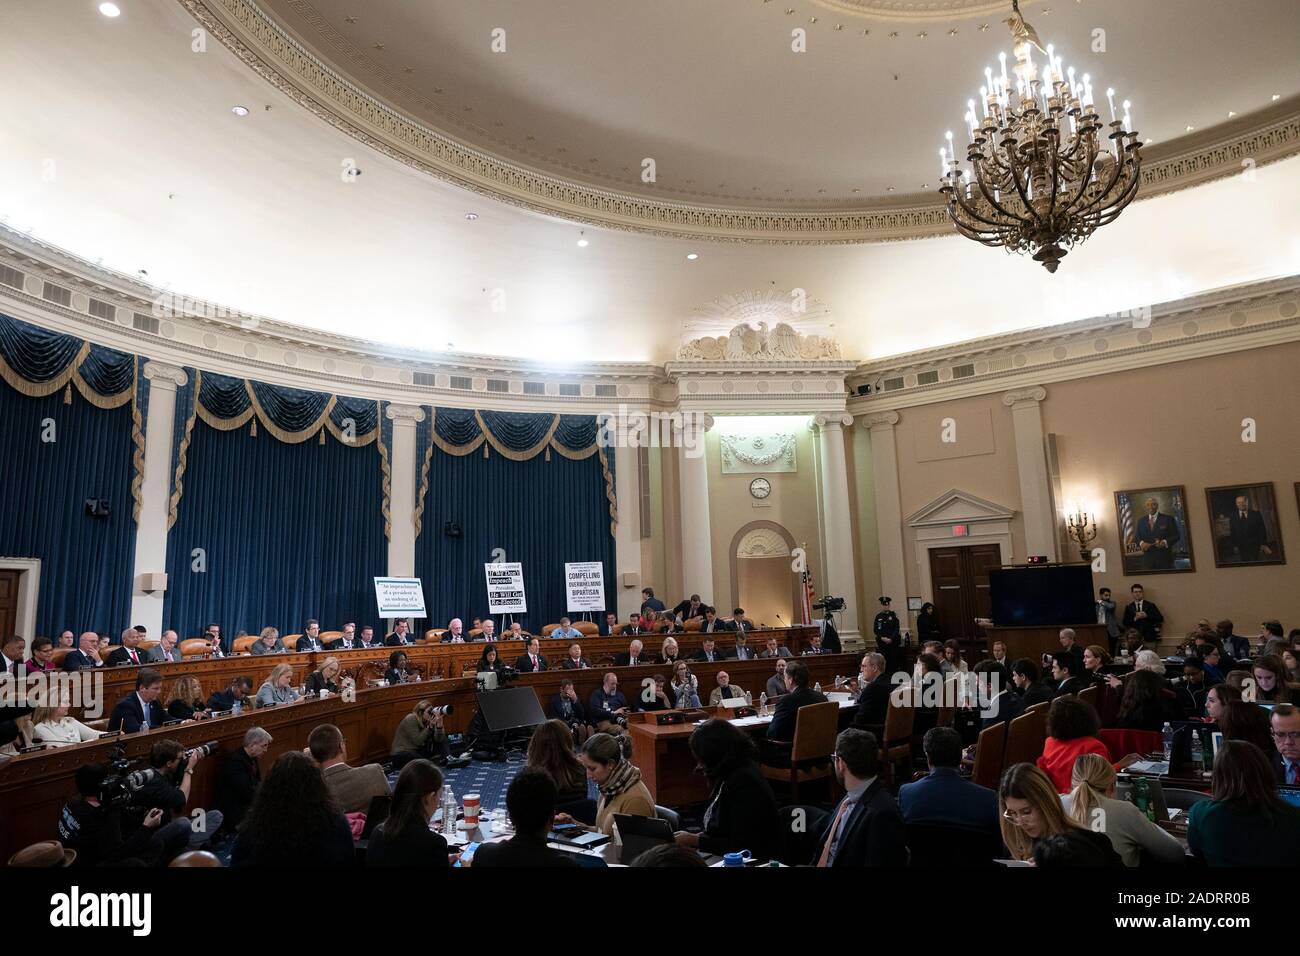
[552,822,579,831]
[454,842,480,867]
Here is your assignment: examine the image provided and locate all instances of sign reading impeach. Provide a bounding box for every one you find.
[485,562,527,614]
[565,561,606,612]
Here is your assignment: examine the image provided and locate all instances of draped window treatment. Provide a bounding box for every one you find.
[163,371,387,642]
[0,312,146,635]
[415,407,616,629]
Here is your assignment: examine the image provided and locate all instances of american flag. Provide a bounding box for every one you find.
[1119,493,1135,553]
[800,565,815,626]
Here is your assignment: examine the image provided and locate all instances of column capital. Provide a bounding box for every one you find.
[863,410,900,430]
[142,361,188,389]
[670,411,714,436]
[1002,385,1048,408]
[385,403,427,424]
[813,412,853,430]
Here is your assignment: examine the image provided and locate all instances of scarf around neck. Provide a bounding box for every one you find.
[599,759,642,798]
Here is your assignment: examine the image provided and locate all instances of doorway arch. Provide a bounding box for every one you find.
[728,520,801,627]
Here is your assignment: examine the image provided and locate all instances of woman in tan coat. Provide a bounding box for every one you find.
[553,733,654,834]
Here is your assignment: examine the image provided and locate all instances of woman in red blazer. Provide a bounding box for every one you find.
[1036,696,1111,793]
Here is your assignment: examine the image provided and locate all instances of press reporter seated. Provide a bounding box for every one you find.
[103,627,147,667]
[308,722,391,815]
[588,672,634,735]
[548,680,594,743]
[57,762,190,867]
[108,668,168,732]
[366,759,453,867]
[708,670,747,707]
[642,674,673,712]
[391,699,451,768]
[672,719,779,860]
[850,652,891,730]
[898,727,998,832]
[670,661,702,709]
[471,769,581,868]
[553,733,654,836]
[1187,739,1300,866]
[1049,652,1088,697]
[1062,753,1185,866]
[515,637,549,672]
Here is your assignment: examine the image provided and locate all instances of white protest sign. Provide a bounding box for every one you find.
[373,577,426,617]
[485,562,527,614]
[565,562,606,612]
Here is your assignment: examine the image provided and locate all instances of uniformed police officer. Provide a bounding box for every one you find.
[873,596,903,676]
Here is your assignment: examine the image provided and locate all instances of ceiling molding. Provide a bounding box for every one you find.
[181,0,1300,244]
[808,0,1007,21]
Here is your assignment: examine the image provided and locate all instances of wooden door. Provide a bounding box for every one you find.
[928,545,1002,641]
[0,570,19,642]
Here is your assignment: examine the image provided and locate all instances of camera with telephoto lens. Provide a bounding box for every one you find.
[812,595,846,613]
[183,741,220,762]
[98,747,158,809]
[428,704,454,718]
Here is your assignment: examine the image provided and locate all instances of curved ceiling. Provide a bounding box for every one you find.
[247,0,1299,220]
[2,0,1299,364]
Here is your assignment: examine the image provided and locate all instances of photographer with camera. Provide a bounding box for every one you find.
[390,699,451,769]
[136,739,224,851]
[57,761,191,867]
[589,672,634,736]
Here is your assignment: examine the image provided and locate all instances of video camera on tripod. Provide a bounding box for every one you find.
[812,595,846,615]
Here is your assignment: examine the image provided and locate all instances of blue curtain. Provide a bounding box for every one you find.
[0,379,137,636]
[415,444,616,630]
[163,420,387,641]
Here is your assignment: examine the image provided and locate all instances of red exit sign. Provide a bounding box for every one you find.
[951,524,969,537]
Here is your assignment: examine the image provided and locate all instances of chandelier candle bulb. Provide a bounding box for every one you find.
[1106,88,1116,121]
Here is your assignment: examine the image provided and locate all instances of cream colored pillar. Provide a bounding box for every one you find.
[130,362,187,636]
[613,441,643,622]
[864,411,907,637]
[1002,386,1058,561]
[814,413,859,636]
[676,413,714,606]
[386,404,425,579]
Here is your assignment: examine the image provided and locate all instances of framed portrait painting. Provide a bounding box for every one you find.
[1114,485,1195,574]
[1205,482,1286,567]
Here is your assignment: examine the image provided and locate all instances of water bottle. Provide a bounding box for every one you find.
[814,682,822,695]
[1190,727,1204,771]
[1161,722,1174,763]
[759,692,768,716]
[744,690,752,707]
[441,786,457,835]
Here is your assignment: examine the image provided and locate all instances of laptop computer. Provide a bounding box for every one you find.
[613,813,673,864]
[1115,776,1170,823]
[1278,787,1300,809]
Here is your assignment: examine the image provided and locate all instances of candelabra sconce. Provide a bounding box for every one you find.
[1066,508,1097,562]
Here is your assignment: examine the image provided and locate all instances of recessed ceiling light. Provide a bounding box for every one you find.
[576,231,589,247]
[1272,93,1282,101]
[1185,124,1195,132]
[685,253,699,261]
[99,3,121,17]
[231,105,249,116]
[1227,110,1237,118]
[464,213,478,221]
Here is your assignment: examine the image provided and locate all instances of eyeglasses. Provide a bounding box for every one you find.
[1002,808,1036,824]
[1272,731,1300,742]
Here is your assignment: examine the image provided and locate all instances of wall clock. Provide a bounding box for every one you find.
[749,477,772,500]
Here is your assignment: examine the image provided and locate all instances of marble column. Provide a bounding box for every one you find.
[675,413,715,606]
[613,439,642,622]
[385,404,425,580]
[129,362,188,636]
[864,411,907,637]
[1002,386,1058,561]
[814,413,859,636]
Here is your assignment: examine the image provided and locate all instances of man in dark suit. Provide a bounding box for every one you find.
[473,769,580,868]
[1214,619,1252,662]
[385,619,414,646]
[296,620,324,653]
[601,612,620,637]
[1010,659,1054,707]
[103,628,147,667]
[206,676,253,713]
[728,632,756,661]
[1121,584,1164,643]
[614,639,649,667]
[1,635,33,747]
[640,588,666,617]
[213,727,269,836]
[358,625,384,648]
[334,623,361,651]
[108,668,167,732]
[1054,628,1086,676]
[765,660,827,746]
[974,659,1024,730]
[1050,652,1087,697]
[898,727,999,832]
[62,632,104,672]
[728,607,750,636]
[672,594,705,623]
[851,652,892,731]
[514,638,549,673]
[146,630,184,664]
[559,642,590,669]
[694,637,726,664]
[1133,497,1181,571]
[701,607,732,634]
[1271,705,1300,785]
[1226,494,1272,562]
[811,728,906,867]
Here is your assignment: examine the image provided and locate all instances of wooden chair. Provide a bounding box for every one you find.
[468,628,483,640]
[351,661,387,688]
[1003,708,1048,768]
[760,701,839,803]
[232,636,259,655]
[138,639,160,654]
[1077,684,1099,710]
[50,648,73,669]
[179,639,211,659]
[880,684,917,787]
[283,634,302,650]
[422,629,447,643]
[574,621,599,636]
[682,617,703,632]
[319,630,343,645]
[541,624,562,637]
[970,721,1008,790]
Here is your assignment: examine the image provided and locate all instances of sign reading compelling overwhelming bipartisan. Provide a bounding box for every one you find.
[564,562,606,613]
[484,562,528,615]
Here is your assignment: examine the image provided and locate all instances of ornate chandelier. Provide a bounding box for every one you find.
[939,0,1142,272]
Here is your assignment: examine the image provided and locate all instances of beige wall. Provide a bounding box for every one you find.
[737,557,794,627]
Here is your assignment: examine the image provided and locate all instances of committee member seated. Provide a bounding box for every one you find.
[551,617,582,640]
[385,651,415,685]
[213,727,271,836]
[391,699,451,768]
[850,652,891,730]
[548,680,594,744]
[554,733,654,836]
[31,702,104,746]
[765,658,789,701]
[660,637,682,667]
[673,719,779,860]
[146,630,184,664]
[811,728,907,867]
[108,668,167,732]
[672,593,706,623]
[801,633,827,656]
[207,676,253,713]
[104,628,146,667]
[231,751,355,867]
[729,630,757,661]
[385,619,414,646]
[899,727,998,832]
[62,632,104,672]
[473,769,580,868]
[708,670,747,707]
[588,673,633,735]
[999,763,1120,864]
[700,607,731,634]
[366,759,452,867]
[333,623,360,651]
[601,612,620,636]
[1063,753,1185,866]
[765,660,827,746]
[728,607,751,635]
[1188,739,1300,865]
[309,723,390,815]
[515,637,549,672]
[695,636,726,663]
[256,663,302,707]
[249,627,286,655]
[478,619,498,642]
[440,618,466,643]
[506,622,527,641]
[357,625,384,648]
[614,639,649,667]
[164,676,209,721]
[559,642,590,669]
[1035,696,1110,794]
[305,657,344,695]
[761,636,791,659]
[670,661,701,709]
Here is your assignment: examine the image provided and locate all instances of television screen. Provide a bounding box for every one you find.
[988,565,1094,626]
